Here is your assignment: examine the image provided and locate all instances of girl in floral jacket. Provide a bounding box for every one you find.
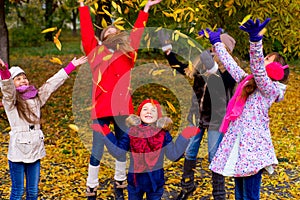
[0,56,87,200]
[199,18,289,200]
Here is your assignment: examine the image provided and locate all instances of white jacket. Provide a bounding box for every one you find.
[1,69,69,163]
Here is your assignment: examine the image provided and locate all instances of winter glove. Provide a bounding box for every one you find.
[126,114,141,127]
[158,29,172,53]
[239,18,271,42]
[91,124,111,136]
[181,126,200,139]
[198,28,223,45]
[0,59,10,80]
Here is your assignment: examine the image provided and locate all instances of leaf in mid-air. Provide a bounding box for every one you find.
[41,27,57,33]
[49,57,63,65]
[239,14,252,25]
[166,100,177,113]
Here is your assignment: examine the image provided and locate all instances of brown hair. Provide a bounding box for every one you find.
[16,93,39,124]
[102,30,135,58]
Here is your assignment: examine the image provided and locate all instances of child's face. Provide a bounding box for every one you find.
[104,27,118,39]
[264,54,276,66]
[13,73,29,88]
[140,103,158,124]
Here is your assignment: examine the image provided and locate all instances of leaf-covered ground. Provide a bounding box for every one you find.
[0,55,299,199]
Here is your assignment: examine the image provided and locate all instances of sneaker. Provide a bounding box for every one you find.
[114,181,127,200]
[86,186,97,200]
[176,185,196,200]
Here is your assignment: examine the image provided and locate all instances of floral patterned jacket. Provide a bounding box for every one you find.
[209,41,286,177]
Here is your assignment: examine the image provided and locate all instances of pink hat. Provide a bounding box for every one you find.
[137,99,163,118]
[266,62,288,81]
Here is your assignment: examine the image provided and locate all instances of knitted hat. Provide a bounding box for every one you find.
[9,66,25,79]
[266,62,287,81]
[137,99,163,118]
[220,33,236,53]
[99,25,117,42]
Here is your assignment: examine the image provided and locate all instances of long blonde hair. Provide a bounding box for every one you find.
[16,93,39,124]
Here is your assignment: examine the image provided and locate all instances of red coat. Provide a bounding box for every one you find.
[79,6,149,119]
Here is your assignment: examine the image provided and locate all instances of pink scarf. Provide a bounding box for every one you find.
[16,85,38,100]
[219,74,254,133]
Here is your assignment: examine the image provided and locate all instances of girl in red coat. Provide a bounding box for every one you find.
[79,1,162,199]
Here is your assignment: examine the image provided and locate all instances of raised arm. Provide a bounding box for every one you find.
[199,28,247,82]
[79,2,98,55]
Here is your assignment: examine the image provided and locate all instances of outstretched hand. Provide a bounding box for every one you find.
[144,0,162,12]
[198,28,223,45]
[181,126,200,139]
[0,58,7,70]
[71,56,88,67]
[239,18,271,42]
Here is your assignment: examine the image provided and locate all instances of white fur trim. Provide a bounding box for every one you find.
[114,160,127,181]
[162,44,172,52]
[206,62,218,75]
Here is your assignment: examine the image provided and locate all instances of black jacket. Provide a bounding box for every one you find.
[165,52,236,130]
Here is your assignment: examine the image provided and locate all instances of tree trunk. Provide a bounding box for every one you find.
[0,0,9,64]
[44,0,54,41]
[71,9,78,36]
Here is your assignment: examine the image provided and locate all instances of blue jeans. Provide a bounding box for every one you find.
[185,128,223,163]
[127,185,164,200]
[9,160,40,200]
[90,116,128,166]
[234,170,263,200]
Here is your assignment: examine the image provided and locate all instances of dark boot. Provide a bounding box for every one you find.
[114,180,126,200]
[212,172,226,200]
[86,186,97,200]
[176,159,197,200]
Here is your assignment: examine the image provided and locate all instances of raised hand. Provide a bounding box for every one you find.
[71,56,88,67]
[144,0,162,12]
[0,58,7,71]
[198,28,223,45]
[239,18,271,42]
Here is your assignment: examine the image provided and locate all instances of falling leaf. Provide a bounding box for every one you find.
[152,69,165,76]
[101,18,107,28]
[239,14,252,25]
[53,36,62,51]
[68,124,79,132]
[114,24,125,30]
[103,54,113,61]
[102,5,113,17]
[259,28,267,36]
[139,0,147,7]
[41,27,57,33]
[112,1,117,9]
[55,29,61,38]
[188,60,193,71]
[49,57,63,65]
[166,100,177,113]
[187,39,196,47]
[204,29,209,38]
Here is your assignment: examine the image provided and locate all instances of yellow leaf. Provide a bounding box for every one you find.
[147,38,151,49]
[259,28,267,36]
[117,5,122,14]
[103,54,113,61]
[204,29,209,38]
[97,45,105,54]
[239,14,252,26]
[102,6,113,17]
[49,57,63,65]
[166,100,177,113]
[90,7,96,15]
[112,1,117,9]
[152,69,165,76]
[153,60,159,68]
[192,114,196,126]
[97,69,102,85]
[94,3,98,11]
[53,37,62,51]
[155,27,162,32]
[124,7,130,14]
[41,27,57,33]
[188,60,193,71]
[55,29,61,38]
[187,39,196,47]
[189,27,195,34]
[114,24,125,30]
[139,0,147,7]
[68,124,79,132]
[101,18,107,28]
